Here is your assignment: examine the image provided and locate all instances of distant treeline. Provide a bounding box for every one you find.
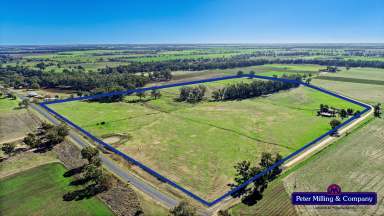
[98,57,384,75]
[0,66,148,92]
[101,66,172,81]
[212,75,301,101]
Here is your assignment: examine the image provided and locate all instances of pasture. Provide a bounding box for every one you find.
[49,78,362,200]
[0,163,113,216]
[0,97,19,113]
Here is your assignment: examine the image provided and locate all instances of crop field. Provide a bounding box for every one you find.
[229,179,297,216]
[8,48,260,72]
[170,64,323,83]
[49,78,362,200]
[0,163,113,216]
[318,67,384,81]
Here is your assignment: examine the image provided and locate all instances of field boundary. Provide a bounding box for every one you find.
[315,76,384,86]
[39,74,371,207]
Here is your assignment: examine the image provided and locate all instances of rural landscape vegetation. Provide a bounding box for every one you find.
[1,0,384,216]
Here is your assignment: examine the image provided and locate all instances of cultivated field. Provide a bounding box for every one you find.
[284,117,384,216]
[49,78,361,200]
[229,179,297,216]
[0,163,114,216]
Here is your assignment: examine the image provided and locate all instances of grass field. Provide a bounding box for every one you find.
[49,78,361,200]
[318,67,384,81]
[0,163,113,216]
[0,97,19,113]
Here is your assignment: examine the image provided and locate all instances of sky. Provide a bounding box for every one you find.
[1,0,383,45]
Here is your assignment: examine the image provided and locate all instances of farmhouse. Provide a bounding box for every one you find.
[27,91,40,97]
[319,112,333,117]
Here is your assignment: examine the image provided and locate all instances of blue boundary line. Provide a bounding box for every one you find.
[40,74,371,207]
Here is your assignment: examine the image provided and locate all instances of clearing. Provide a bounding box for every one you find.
[0,97,39,144]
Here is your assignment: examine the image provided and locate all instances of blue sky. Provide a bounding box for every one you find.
[1,0,383,44]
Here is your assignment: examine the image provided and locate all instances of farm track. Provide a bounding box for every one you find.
[80,111,161,128]
[315,76,384,86]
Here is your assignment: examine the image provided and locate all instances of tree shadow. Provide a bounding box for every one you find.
[63,166,84,177]
[63,184,106,201]
[69,177,91,186]
[33,145,54,153]
[241,190,264,206]
[126,98,152,103]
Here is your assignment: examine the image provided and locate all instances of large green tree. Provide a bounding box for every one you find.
[23,133,40,148]
[1,143,16,156]
[81,146,99,162]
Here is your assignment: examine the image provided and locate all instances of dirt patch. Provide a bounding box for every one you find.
[103,136,121,144]
[53,141,87,169]
[0,111,40,143]
[99,187,143,216]
[101,134,131,147]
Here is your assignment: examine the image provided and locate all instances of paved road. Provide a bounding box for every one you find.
[30,103,180,209]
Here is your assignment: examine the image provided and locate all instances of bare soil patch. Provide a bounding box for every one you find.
[0,111,40,143]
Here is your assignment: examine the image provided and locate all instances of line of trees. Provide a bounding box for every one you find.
[23,122,69,151]
[1,122,69,159]
[212,75,301,101]
[101,66,173,81]
[178,85,207,103]
[63,146,112,201]
[230,152,282,205]
[110,56,384,73]
[96,56,384,74]
[0,65,148,92]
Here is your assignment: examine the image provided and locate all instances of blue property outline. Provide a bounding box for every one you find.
[40,74,371,207]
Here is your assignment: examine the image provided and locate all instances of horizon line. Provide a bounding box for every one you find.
[1,42,384,47]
